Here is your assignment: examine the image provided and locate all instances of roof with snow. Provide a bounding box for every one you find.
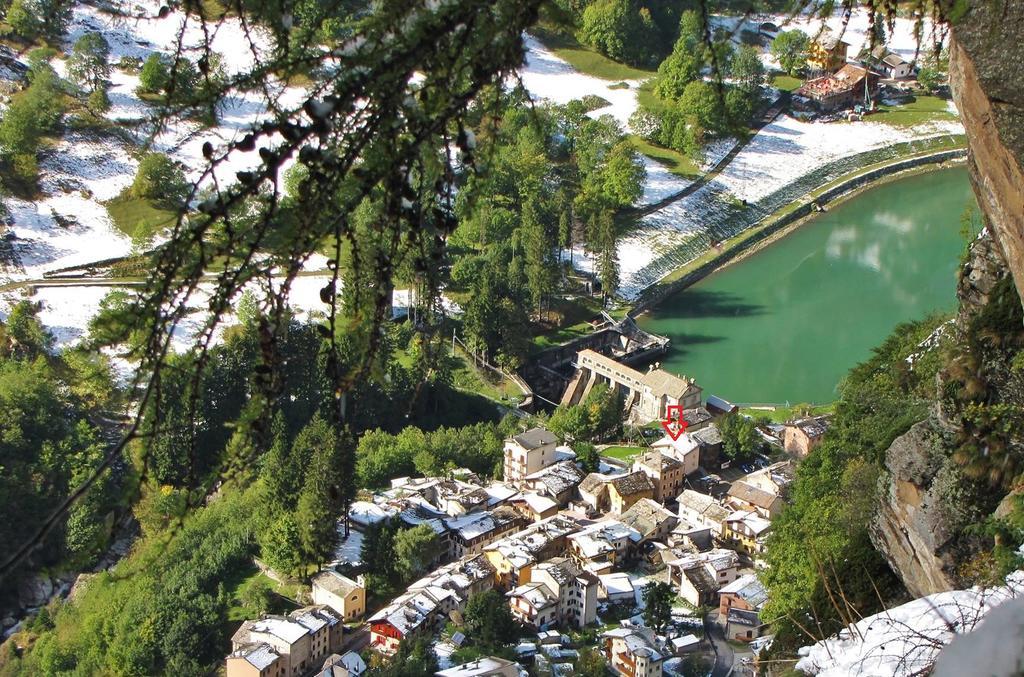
[720,574,768,609]
[619,498,677,538]
[727,510,772,536]
[525,460,586,496]
[312,569,363,597]
[436,656,521,676]
[229,642,281,670]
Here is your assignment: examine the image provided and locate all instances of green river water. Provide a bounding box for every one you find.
[636,166,976,404]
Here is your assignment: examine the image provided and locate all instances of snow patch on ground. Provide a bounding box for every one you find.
[796,571,1024,677]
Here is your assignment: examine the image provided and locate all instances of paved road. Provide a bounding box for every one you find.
[705,610,736,677]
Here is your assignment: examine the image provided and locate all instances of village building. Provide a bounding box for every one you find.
[602,627,664,677]
[316,651,366,677]
[369,585,460,654]
[670,634,702,656]
[724,510,772,555]
[806,29,850,72]
[632,449,686,502]
[618,498,678,544]
[742,461,794,497]
[435,656,522,677]
[507,557,599,629]
[668,523,714,552]
[718,574,768,619]
[726,480,784,519]
[691,424,724,468]
[682,406,714,432]
[577,473,611,513]
[523,460,586,506]
[782,416,831,456]
[229,606,344,677]
[445,508,525,558]
[226,643,285,677]
[666,548,740,605]
[676,490,732,536]
[650,433,701,477]
[705,395,738,417]
[311,570,366,622]
[563,349,702,424]
[608,471,655,515]
[567,520,640,574]
[483,515,581,591]
[597,572,636,604]
[508,492,559,523]
[797,63,880,111]
[859,44,914,79]
[503,427,559,485]
[726,607,766,642]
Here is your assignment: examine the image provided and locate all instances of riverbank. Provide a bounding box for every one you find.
[630,143,968,316]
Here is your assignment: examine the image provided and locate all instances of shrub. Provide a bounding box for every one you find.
[87,87,111,113]
[129,153,190,207]
[137,53,170,94]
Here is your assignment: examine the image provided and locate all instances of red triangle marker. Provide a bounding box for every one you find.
[660,405,689,441]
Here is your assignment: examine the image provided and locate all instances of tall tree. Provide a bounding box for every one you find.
[642,581,675,634]
[596,209,619,304]
[463,589,519,648]
[730,44,766,94]
[394,523,443,582]
[771,30,809,76]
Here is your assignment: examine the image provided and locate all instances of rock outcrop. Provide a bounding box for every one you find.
[871,421,960,598]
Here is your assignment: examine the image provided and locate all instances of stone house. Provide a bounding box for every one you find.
[782,416,831,457]
[608,472,654,515]
[632,449,686,502]
[503,428,559,484]
[602,627,664,677]
[618,498,678,545]
[676,489,732,536]
[229,606,343,677]
[726,481,784,519]
[311,570,366,622]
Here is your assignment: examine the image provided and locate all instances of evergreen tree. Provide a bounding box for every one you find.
[641,581,675,634]
[730,44,766,94]
[394,523,442,582]
[68,32,111,93]
[463,589,519,649]
[597,210,619,304]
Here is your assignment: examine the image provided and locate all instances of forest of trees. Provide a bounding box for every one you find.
[452,93,645,367]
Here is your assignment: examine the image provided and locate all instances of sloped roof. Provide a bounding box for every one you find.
[719,574,768,609]
[610,471,654,497]
[513,427,557,449]
[619,498,677,538]
[634,450,683,474]
[526,460,586,496]
[580,472,610,495]
[230,642,280,670]
[728,481,779,511]
[312,569,362,597]
[640,369,695,399]
[692,424,723,446]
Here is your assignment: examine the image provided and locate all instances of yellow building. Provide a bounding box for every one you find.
[607,471,654,515]
[311,570,366,622]
[806,30,849,72]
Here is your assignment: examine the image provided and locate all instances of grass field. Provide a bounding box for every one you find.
[628,134,701,180]
[106,194,178,241]
[770,73,803,92]
[601,445,645,460]
[530,26,656,81]
[870,95,958,128]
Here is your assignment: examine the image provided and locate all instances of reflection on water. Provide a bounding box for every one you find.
[638,167,976,403]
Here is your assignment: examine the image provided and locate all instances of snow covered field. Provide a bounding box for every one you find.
[796,571,1024,677]
[0,2,965,349]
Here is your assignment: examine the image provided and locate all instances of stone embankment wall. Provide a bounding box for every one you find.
[630,149,967,316]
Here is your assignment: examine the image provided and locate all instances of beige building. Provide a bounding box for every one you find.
[676,489,732,536]
[311,570,366,622]
[632,450,685,502]
[726,481,784,519]
[651,433,701,477]
[602,627,664,677]
[565,350,702,424]
[507,557,599,630]
[503,428,559,484]
[229,606,343,677]
[782,416,830,457]
[607,472,654,515]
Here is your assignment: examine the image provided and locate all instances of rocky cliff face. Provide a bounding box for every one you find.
[947,0,1024,310]
[870,1,1024,599]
